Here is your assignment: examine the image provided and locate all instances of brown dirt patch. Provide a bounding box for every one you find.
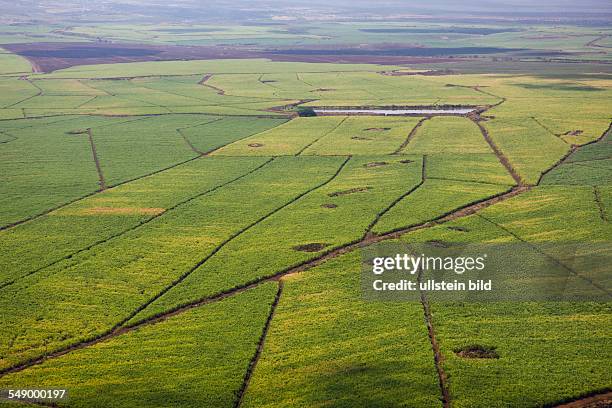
[328,187,372,197]
[454,345,499,359]
[351,136,372,141]
[293,243,330,252]
[364,162,389,168]
[447,226,470,232]
[4,42,472,73]
[4,42,262,73]
[364,127,391,131]
[321,203,338,209]
[66,129,88,135]
[248,143,264,148]
[310,88,335,92]
[399,159,414,164]
[562,130,584,136]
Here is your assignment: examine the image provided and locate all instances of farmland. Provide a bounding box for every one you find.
[0,4,611,407]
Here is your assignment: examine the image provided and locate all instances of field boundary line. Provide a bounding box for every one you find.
[427,176,514,187]
[593,186,608,222]
[86,128,106,191]
[417,266,451,408]
[0,153,199,232]
[547,389,612,407]
[393,116,431,154]
[365,155,426,234]
[0,115,289,232]
[198,73,226,95]
[175,117,224,155]
[530,116,569,143]
[477,214,611,297]
[233,280,283,408]
[0,158,275,291]
[296,116,348,156]
[536,121,611,185]
[116,156,351,327]
[0,184,526,378]
[4,77,43,109]
[470,115,523,186]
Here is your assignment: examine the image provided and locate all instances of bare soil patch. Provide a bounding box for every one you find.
[328,187,372,197]
[561,130,584,136]
[293,243,330,252]
[364,127,391,131]
[364,161,389,168]
[5,42,474,73]
[351,136,372,141]
[447,226,470,232]
[399,159,414,164]
[4,42,260,72]
[248,143,264,148]
[321,203,338,209]
[454,345,499,359]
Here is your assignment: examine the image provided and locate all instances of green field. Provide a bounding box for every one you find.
[0,12,610,408]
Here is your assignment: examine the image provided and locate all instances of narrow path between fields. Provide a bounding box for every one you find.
[593,186,608,222]
[86,128,106,191]
[295,116,348,156]
[4,77,43,109]
[0,184,526,378]
[470,116,523,186]
[0,158,276,291]
[0,115,288,232]
[392,116,431,154]
[233,280,284,408]
[365,154,427,234]
[477,213,611,297]
[418,266,451,408]
[113,156,351,330]
[199,73,226,95]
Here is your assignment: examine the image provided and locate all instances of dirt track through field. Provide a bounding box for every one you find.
[296,116,348,156]
[470,116,523,185]
[530,116,568,142]
[233,281,284,408]
[1,115,609,408]
[0,115,288,232]
[593,186,608,222]
[0,158,276,291]
[4,77,43,109]
[418,266,451,408]
[175,117,224,155]
[0,184,526,378]
[551,390,612,407]
[199,73,226,95]
[112,156,351,329]
[477,214,611,297]
[365,155,427,234]
[537,121,611,185]
[86,128,106,191]
[393,116,430,154]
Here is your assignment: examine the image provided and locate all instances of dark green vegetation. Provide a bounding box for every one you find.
[0,11,610,408]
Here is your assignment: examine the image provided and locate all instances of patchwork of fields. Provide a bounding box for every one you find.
[0,41,610,408]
